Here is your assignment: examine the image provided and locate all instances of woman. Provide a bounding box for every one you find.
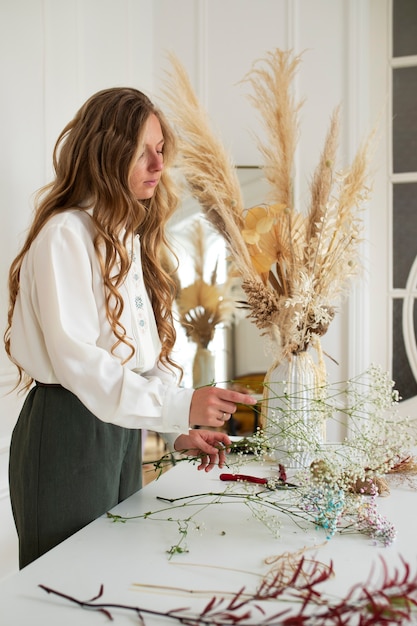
[4,87,255,568]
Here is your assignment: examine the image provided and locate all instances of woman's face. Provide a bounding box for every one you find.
[129,113,164,200]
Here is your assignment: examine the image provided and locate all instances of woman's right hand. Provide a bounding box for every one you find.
[189,386,257,428]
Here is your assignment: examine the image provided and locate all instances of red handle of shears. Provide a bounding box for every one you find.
[219,473,268,485]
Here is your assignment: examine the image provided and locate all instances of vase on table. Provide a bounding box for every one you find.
[263,349,325,469]
[192,346,216,388]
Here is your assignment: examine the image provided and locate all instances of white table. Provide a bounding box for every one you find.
[0,458,415,624]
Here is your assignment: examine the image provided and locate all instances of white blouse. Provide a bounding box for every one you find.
[9,209,192,436]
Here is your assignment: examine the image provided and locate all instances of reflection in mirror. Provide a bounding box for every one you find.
[168,167,273,388]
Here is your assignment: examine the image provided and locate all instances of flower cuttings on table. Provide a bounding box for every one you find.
[39,552,417,624]
[134,364,416,555]
[162,48,373,365]
[108,466,397,555]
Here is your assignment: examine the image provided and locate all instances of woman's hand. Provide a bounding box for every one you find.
[189,386,257,429]
[174,429,232,472]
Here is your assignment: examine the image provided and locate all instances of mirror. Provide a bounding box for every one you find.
[169,167,274,387]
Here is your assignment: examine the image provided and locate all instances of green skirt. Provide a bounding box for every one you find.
[9,384,142,568]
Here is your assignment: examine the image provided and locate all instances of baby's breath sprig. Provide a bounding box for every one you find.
[143,432,270,479]
[300,484,345,540]
[355,493,397,546]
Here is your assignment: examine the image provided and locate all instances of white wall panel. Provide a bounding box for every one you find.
[0,0,45,282]
[368,0,391,372]
[43,0,155,180]
[153,0,203,92]
[154,0,290,165]
[0,1,45,482]
[43,0,81,173]
[204,0,289,165]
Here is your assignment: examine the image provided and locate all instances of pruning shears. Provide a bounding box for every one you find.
[219,473,298,489]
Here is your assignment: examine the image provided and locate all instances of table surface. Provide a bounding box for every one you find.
[0,456,415,625]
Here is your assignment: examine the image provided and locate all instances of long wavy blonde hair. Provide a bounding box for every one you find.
[4,87,181,390]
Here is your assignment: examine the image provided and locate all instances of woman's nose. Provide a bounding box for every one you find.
[149,152,164,171]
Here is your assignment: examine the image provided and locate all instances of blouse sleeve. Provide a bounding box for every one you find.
[24,217,192,434]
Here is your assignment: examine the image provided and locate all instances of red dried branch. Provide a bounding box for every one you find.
[39,555,417,625]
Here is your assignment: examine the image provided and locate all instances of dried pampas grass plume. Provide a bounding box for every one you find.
[241,48,304,208]
[161,53,257,283]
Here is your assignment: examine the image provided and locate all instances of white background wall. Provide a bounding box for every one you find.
[0,0,390,578]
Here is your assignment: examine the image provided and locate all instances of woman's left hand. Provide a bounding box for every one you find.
[174,430,231,472]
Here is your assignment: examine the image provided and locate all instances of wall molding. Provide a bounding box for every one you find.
[0,365,18,390]
[346,0,372,378]
[0,366,22,488]
[0,436,11,503]
[0,437,10,454]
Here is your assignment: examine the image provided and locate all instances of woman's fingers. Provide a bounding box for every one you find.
[174,430,230,471]
[215,410,231,424]
[190,386,257,428]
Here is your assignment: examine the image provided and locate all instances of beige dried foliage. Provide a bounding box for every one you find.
[306,107,340,252]
[388,455,417,474]
[175,221,236,349]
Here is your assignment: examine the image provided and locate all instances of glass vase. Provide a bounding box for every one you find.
[192,346,216,388]
[264,350,325,469]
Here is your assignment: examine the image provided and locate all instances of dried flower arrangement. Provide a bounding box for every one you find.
[174,220,236,350]
[162,48,372,365]
[157,50,416,562]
